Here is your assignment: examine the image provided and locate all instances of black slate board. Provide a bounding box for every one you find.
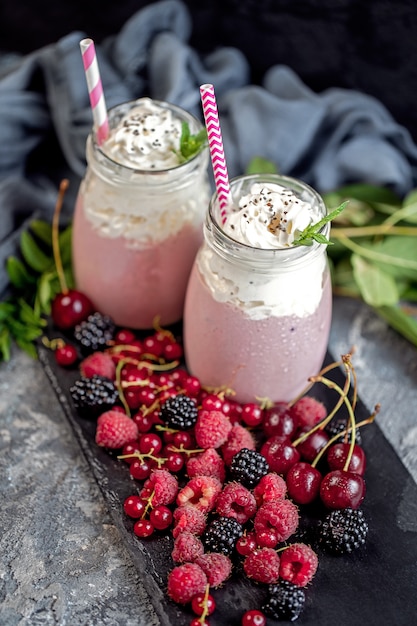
[37,333,417,626]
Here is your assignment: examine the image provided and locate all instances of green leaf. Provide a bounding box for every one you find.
[6,256,34,288]
[20,231,53,273]
[177,122,207,162]
[375,305,417,347]
[0,328,11,361]
[328,183,401,206]
[17,298,46,327]
[371,236,417,281]
[37,273,53,314]
[15,337,38,359]
[0,302,16,321]
[30,220,53,246]
[59,225,73,266]
[351,254,399,306]
[245,157,278,175]
[293,201,348,246]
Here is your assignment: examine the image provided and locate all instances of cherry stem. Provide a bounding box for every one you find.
[292,363,352,448]
[198,584,211,624]
[52,179,69,295]
[311,410,378,468]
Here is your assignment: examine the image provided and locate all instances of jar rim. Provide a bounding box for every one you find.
[206,173,329,266]
[92,98,207,174]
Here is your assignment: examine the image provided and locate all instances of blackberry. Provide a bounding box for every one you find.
[70,374,119,417]
[202,516,243,556]
[229,448,269,488]
[326,417,362,445]
[263,580,305,622]
[159,394,198,430]
[74,312,116,353]
[318,508,368,554]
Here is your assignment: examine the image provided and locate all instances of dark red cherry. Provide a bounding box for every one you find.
[296,428,329,462]
[327,443,366,476]
[260,435,300,476]
[51,289,94,329]
[286,461,322,505]
[263,402,298,438]
[320,469,366,509]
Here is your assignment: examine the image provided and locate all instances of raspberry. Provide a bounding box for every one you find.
[221,424,256,466]
[74,312,116,354]
[159,394,198,430]
[195,553,232,587]
[263,581,305,621]
[230,448,269,488]
[186,448,226,483]
[172,505,207,538]
[80,351,116,380]
[243,547,280,584]
[215,482,257,524]
[141,469,178,507]
[289,396,327,429]
[318,508,369,554]
[176,476,222,513]
[95,410,138,449]
[194,409,232,449]
[253,473,287,507]
[202,516,243,556]
[70,374,119,416]
[171,531,204,563]
[167,563,207,604]
[279,543,318,587]
[254,499,299,548]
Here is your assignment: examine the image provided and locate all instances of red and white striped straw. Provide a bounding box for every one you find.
[200,84,232,222]
[80,38,109,145]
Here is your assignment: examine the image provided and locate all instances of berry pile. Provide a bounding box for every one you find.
[48,309,378,625]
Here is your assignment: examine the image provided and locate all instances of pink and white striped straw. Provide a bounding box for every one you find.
[200,84,232,222]
[80,38,109,145]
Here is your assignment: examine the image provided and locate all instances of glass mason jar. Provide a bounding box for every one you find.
[183,173,332,404]
[72,99,210,329]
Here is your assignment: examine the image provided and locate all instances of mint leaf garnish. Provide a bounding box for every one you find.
[176,122,207,163]
[293,201,348,246]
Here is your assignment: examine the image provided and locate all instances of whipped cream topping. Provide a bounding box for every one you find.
[101,98,183,170]
[223,182,321,248]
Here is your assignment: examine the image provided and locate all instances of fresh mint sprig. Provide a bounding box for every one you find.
[176,121,207,163]
[293,202,349,246]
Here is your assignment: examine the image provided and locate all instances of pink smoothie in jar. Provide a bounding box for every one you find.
[72,98,209,329]
[183,174,332,403]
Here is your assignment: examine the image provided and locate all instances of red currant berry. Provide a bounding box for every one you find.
[51,289,94,329]
[133,519,154,538]
[137,388,157,408]
[320,469,366,509]
[143,335,164,357]
[120,441,140,464]
[54,344,78,367]
[202,394,223,411]
[163,342,183,360]
[242,610,267,626]
[129,459,152,481]
[139,433,163,455]
[172,431,194,450]
[241,403,263,428]
[163,451,184,473]
[149,505,173,530]
[191,593,216,616]
[169,369,188,387]
[286,461,322,505]
[132,412,153,433]
[183,375,201,396]
[123,495,146,518]
[236,532,257,556]
[114,329,136,344]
